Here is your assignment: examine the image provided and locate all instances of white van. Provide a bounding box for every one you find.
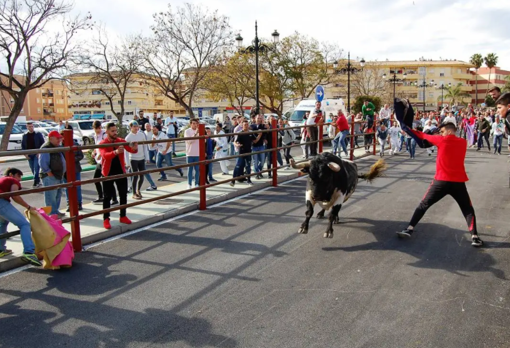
[288,99,346,137]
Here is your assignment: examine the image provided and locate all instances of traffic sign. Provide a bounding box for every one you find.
[315,86,325,102]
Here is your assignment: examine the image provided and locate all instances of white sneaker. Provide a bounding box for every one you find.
[187,185,192,190]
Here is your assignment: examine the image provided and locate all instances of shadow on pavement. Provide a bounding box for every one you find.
[322,217,507,280]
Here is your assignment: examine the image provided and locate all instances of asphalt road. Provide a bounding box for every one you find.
[0,148,509,347]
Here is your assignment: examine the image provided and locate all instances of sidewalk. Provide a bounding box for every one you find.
[0,144,384,272]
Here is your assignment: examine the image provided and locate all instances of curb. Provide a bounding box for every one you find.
[18,153,186,182]
[0,172,301,273]
[0,157,26,164]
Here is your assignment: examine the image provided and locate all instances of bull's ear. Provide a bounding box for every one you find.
[328,162,341,172]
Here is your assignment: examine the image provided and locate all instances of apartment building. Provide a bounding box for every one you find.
[327,59,474,111]
[0,78,71,121]
[66,73,184,120]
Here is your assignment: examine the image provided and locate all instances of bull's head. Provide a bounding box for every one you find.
[292,158,342,202]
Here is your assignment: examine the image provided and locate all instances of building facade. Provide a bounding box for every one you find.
[66,73,184,120]
[326,59,474,112]
[470,66,510,105]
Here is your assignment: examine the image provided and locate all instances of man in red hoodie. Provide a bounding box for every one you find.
[397,122,483,247]
[99,122,138,229]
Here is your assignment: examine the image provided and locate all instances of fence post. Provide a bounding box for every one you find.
[372,122,377,156]
[318,120,324,154]
[349,115,355,161]
[63,130,82,252]
[198,123,206,210]
[271,118,278,187]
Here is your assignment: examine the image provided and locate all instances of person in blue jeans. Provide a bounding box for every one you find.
[184,119,200,188]
[406,136,416,159]
[39,131,66,217]
[0,168,42,266]
[230,120,260,187]
[205,128,217,184]
[21,122,45,188]
[153,125,183,181]
[250,115,267,179]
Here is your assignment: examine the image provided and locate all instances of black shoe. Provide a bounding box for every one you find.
[209,178,217,182]
[471,235,483,247]
[247,180,254,186]
[230,181,235,187]
[92,198,104,205]
[268,174,272,178]
[66,206,70,212]
[111,200,119,206]
[397,229,413,238]
[476,148,480,151]
[78,204,83,211]
[179,171,184,177]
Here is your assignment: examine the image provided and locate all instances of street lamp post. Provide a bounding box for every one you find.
[435,82,451,109]
[333,53,365,112]
[236,22,280,115]
[383,71,407,102]
[415,79,435,112]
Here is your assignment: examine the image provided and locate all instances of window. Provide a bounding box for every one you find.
[36,98,40,103]
[92,90,102,95]
[105,101,110,105]
[117,100,122,105]
[37,108,41,113]
[127,100,132,105]
[36,88,40,93]
[429,92,434,98]
[126,111,134,115]
[428,68,434,74]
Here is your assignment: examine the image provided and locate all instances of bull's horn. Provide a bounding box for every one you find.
[327,162,341,172]
[290,158,311,169]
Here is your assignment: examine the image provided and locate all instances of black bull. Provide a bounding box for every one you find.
[291,153,387,238]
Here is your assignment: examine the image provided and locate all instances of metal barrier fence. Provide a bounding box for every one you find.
[0,117,380,252]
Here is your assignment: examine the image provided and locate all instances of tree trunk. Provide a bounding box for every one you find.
[0,93,26,151]
[182,103,194,118]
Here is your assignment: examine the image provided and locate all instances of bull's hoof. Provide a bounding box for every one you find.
[316,213,325,219]
[323,230,334,238]
[298,227,309,234]
[334,218,340,224]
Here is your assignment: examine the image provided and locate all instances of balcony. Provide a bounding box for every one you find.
[452,73,472,80]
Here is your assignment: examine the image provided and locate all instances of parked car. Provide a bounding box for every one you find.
[0,123,24,150]
[38,128,84,146]
[67,120,95,145]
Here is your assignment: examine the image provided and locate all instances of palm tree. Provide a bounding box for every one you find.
[484,53,498,95]
[444,83,471,106]
[470,53,483,105]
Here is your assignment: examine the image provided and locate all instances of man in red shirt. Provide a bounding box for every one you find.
[332,110,350,157]
[397,122,483,247]
[0,168,42,265]
[99,123,138,230]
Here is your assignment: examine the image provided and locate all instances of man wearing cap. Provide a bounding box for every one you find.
[21,121,45,188]
[397,122,483,247]
[39,130,67,217]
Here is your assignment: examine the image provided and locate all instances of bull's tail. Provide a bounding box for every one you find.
[358,159,387,183]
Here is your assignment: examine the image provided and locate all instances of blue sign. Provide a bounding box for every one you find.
[315,86,325,102]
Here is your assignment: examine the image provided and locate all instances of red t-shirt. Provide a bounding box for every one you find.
[336,115,349,132]
[0,177,22,202]
[411,130,469,182]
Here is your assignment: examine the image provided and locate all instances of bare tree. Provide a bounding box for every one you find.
[74,25,142,125]
[348,61,392,104]
[143,3,233,118]
[0,0,92,150]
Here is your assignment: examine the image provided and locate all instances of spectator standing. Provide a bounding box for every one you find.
[184,119,200,189]
[250,115,267,179]
[492,115,504,155]
[377,122,389,157]
[230,120,261,187]
[21,122,45,188]
[280,118,296,169]
[138,110,149,131]
[39,130,66,217]
[58,120,65,131]
[150,112,159,127]
[362,100,375,152]
[307,101,322,157]
[99,123,138,230]
[125,121,151,200]
[476,114,491,152]
[443,111,457,126]
[489,86,502,102]
[92,120,118,205]
[164,111,178,156]
[62,130,83,212]
[0,168,41,266]
[388,120,401,155]
[153,124,183,181]
[205,128,217,184]
[300,112,310,158]
[265,115,283,178]
[332,110,350,157]
[214,123,230,175]
[144,123,157,164]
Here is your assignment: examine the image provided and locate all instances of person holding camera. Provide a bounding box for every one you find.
[307,101,322,157]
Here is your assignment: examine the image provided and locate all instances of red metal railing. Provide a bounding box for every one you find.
[0,116,378,251]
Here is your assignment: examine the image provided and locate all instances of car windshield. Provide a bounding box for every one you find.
[0,124,24,135]
[290,110,309,122]
[15,123,27,131]
[77,121,94,130]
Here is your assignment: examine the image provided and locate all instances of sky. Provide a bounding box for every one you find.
[68,0,510,69]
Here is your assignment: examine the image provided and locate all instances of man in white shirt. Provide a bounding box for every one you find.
[306,101,322,156]
[150,112,159,127]
[164,111,178,156]
[153,124,183,181]
[184,119,200,189]
[214,123,230,175]
[492,115,504,155]
[92,120,117,205]
[442,111,457,127]
[388,120,401,155]
[124,121,151,199]
[379,104,391,127]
